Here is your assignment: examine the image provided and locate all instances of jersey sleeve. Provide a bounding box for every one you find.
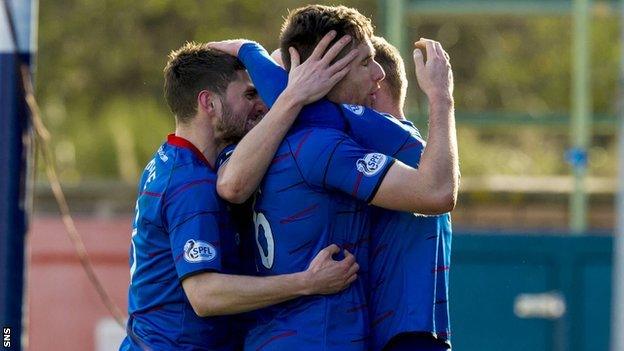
[393,119,426,167]
[163,180,224,280]
[294,129,395,202]
[340,104,427,168]
[239,42,288,108]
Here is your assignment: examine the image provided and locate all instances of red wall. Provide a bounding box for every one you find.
[27,215,132,351]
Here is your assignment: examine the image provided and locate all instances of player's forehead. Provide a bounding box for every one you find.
[225,70,254,95]
[355,38,375,59]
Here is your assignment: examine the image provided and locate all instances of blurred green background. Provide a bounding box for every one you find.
[31,0,622,233]
[36,0,619,183]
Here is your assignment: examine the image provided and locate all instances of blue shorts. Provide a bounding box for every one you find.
[383,333,450,351]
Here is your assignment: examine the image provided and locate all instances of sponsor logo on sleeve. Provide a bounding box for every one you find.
[183,239,217,263]
[342,103,365,116]
[356,153,387,177]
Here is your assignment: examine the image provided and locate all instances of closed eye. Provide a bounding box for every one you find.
[245,88,258,100]
[362,55,373,67]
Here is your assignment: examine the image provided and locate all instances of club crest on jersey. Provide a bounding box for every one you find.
[342,103,364,116]
[183,239,217,263]
[356,153,387,177]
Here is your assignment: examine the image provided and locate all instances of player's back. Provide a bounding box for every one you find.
[121,136,241,351]
[245,124,394,351]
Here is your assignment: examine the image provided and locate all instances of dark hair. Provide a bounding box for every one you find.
[163,42,244,123]
[371,36,407,107]
[279,4,374,70]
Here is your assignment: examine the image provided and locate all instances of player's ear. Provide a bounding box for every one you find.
[198,90,216,115]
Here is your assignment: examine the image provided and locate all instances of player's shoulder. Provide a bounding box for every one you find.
[339,103,397,122]
[287,125,351,145]
[286,127,351,158]
[282,127,354,177]
[339,103,367,117]
[162,145,219,209]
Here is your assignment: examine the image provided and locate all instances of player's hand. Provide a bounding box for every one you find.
[270,48,285,68]
[303,244,359,295]
[206,39,255,57]
[285,30,358,105]
[413,38,454,104]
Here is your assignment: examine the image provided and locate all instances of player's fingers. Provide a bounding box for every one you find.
[345,273,358,286]
[422,38,439,60]
[433,41,446,60]
[328,65,351,85]
[310,30,337,61]
[328,49,357,75]
[341,249,356,265]
[289,47,301,69]
[321,244,340,258]
[413,48,425,73]
[270,48,284,67]
[321,34,352,65]
[414,40,427,63]
[346,262,360,276]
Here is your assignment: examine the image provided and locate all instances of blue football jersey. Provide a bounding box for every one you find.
[238,42,452,349]
[242,126,394,351]
[341,109,453,350]
[120,134,242,351]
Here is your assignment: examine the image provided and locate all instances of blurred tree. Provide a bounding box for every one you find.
[34,1,619,182]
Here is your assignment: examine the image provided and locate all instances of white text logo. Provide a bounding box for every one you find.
[183,239,217,263]
[356,153,387,177]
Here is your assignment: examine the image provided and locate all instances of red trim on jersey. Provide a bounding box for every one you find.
[293,130,313,158]
[167,134,214,169]
[280,203,319,224]
[399,141,422,152]
[164,179,216,206]
[371,310,395,327]
[271,152,290,165]
[256,330,297,351]
[351,172,364,197]
[431,265,450,273]
[141,190,162,197]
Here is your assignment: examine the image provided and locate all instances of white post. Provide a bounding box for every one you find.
[611,0,624,349]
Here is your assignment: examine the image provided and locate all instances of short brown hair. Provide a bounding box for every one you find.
[371,36,407,108]
[279,5,374,70]
[163,42,244,123]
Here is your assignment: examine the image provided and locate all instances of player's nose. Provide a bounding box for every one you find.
[372,60,386,82]
[256,100,268,115]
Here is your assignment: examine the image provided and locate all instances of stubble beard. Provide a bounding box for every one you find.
[215,99,246,146]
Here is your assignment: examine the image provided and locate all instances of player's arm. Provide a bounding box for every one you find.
[208,39,286,107]
[182,244,358,317]
[166,184,358,317]
[305,41,456,215]
[212,34,357,204]
[371,39,458,214]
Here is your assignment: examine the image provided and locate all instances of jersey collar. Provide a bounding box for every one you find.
[167,134,214,169]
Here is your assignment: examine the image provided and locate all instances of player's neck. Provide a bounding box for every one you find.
[386,105,405,120]
[374,90,406,120]
[174,124,218,166]
[375,103,405,120]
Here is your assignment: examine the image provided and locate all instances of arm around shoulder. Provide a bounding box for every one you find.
[370,159,456,215]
